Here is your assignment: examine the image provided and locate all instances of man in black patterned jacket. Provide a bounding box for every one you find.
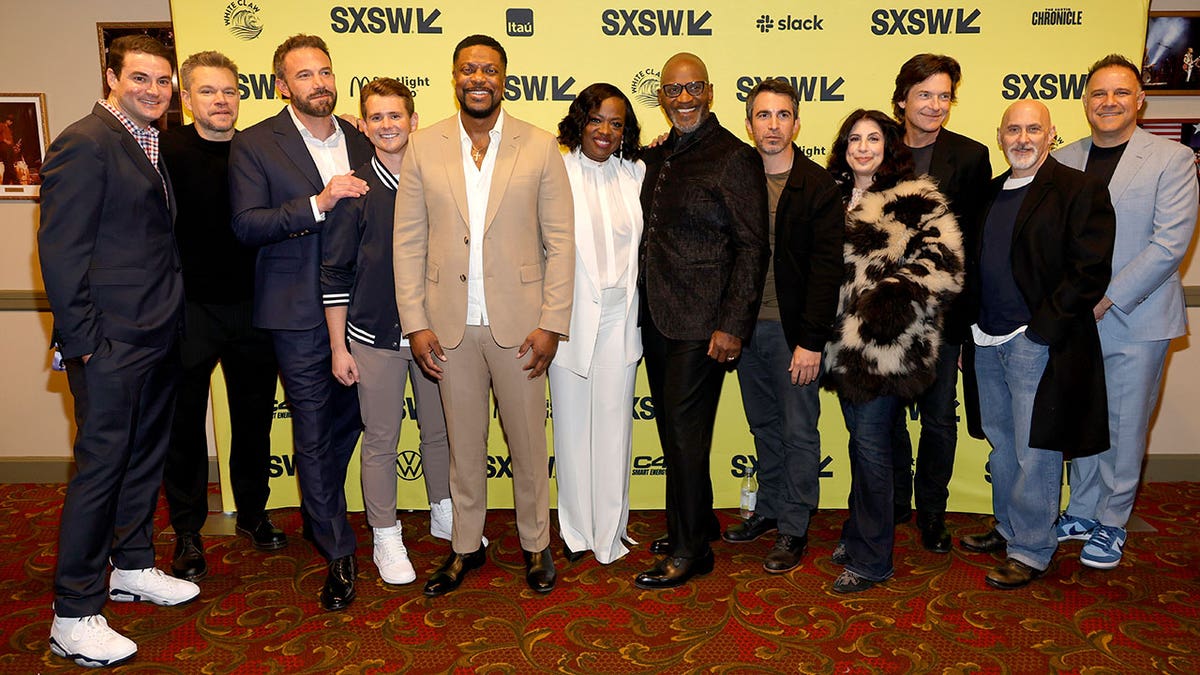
[635,52,770,590]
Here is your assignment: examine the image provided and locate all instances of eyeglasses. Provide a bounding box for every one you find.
[660,80,708,98]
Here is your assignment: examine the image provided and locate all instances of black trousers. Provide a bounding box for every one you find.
[271,325,362,561]
[641,312,724,559]
[56,338,178,617]
[891,341,960,515]
[163,299,278,533]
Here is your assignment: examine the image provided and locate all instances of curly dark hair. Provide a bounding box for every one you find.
[826,109,914,199]
[557,83,641,161]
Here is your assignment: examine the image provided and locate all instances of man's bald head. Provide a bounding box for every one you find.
[662,52,708,81]
[998,100,1055,178]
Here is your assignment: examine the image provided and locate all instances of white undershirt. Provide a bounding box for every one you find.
[458,110,505,326]
[287,105,350,222]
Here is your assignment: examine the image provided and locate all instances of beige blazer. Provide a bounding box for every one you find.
[393,113,574,349]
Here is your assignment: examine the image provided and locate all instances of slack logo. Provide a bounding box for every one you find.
[507,8,533,36]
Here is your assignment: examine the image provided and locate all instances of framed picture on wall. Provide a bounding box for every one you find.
[1140,118,1200,186]
[1143,11,1200,95]
[96,21,182,129]
[0,93,50,200]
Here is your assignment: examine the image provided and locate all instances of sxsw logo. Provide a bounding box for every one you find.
[1001,72,1087,100]
[239,73,277,100]
[730,454,834,478]
[736,75,845,102]
[507,8,534,36]
[487,455,556,478]
[755,13,824,33]
[396,450,423,481]
[870,7,981,35]
[329,6,443,33]
[504,74,577,101]
[601,9,712,36]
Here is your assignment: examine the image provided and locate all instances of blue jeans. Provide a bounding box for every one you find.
[736,320,822,536]
[974,333,1059,570]
[838,394,901,582]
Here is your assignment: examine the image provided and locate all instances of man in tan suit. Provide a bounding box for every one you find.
[394,34,574,596]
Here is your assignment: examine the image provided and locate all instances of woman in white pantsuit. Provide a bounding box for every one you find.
[550,83,645,564]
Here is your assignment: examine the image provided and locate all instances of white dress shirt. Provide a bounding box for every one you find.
[287,105,350,222]
[459,110,505,326]
[578,152,634,289]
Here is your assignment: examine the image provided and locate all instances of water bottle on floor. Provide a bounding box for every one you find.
[739,469,758,519]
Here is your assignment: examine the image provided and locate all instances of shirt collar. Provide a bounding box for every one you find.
[98,99,159,138]
[458,108,505,146]
[287,104,343,144]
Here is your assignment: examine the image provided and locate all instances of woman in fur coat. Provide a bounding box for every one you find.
[823,109,964,593]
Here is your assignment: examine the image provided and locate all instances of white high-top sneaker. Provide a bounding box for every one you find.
[430,498,453,541]
[109,567,200,606]
[49,614,137,668]
[373,522,416,585]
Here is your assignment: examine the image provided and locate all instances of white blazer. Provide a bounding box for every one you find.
[554,149,645,376]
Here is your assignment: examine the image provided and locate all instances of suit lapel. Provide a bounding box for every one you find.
[1106,129,1152,206]
[92,105,170,214]
[440,120,470,227]
[270,108,325,193]
[485,119,520,232]
[1012,159,1056,243]
[565,152,600,292]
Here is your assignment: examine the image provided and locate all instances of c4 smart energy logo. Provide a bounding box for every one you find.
[601,9,712,36]
[755,13,824,33]
[224,1,263,41]
[630,68,661,108]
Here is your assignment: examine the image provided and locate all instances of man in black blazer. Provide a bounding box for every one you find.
[635,52,770,589]
[229,34,373,612]
[889,54,993,552]
[39,35,199,668]
[960,100,1114,590]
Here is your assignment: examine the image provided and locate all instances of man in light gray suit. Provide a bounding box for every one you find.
[1054,54,1198,569]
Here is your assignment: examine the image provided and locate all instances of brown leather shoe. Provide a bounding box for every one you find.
[985,558,1044,590]
[961,527,1006,553]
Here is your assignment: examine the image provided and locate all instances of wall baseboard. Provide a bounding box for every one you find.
[3,455,1199,484]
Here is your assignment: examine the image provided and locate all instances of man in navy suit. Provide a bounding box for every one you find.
[39,35,199,668]
[1054,54,1198,569]
[229,34,373,612]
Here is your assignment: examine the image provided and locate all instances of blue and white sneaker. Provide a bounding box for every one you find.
[1080,525,1127,570]
[1055,514,1098,542]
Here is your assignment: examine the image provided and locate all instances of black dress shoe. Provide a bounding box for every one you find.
[763,533,807,573]
[524,548,557,593]
[634,549,715,590]
[237,515,288,551]
[894,503,913,525]
[171,531,207,582]
[320,555,357,611]
[985,558,1044,590]
[961,527,1006,553]
[650,530,720,555]
[423,547,487,597]
[917,511,951,554]
[722,513,778,544]
[562,543,588,563]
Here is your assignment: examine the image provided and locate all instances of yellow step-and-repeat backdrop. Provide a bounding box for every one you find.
[183,0,1148,514]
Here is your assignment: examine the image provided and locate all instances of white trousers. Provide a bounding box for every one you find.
[549,288,637,564]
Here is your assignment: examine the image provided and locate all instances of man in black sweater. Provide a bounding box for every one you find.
[160,51,284,583]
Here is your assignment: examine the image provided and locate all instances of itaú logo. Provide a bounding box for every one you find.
[396,450,424,481]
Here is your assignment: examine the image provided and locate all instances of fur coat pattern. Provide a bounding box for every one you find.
[823,177,965,403]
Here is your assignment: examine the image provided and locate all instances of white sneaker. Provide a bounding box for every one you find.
[49,614,137,668]
[430,498,453,541]
[109,567,200,606]
[429,499,488,547]
[373,523,416,585]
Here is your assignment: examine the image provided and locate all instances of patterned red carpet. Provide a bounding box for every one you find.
[1,482,1197,674]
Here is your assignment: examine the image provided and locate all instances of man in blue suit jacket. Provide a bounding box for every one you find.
[39,35,199,668]
[229,34,373,611]
[1054,54,1198,569]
